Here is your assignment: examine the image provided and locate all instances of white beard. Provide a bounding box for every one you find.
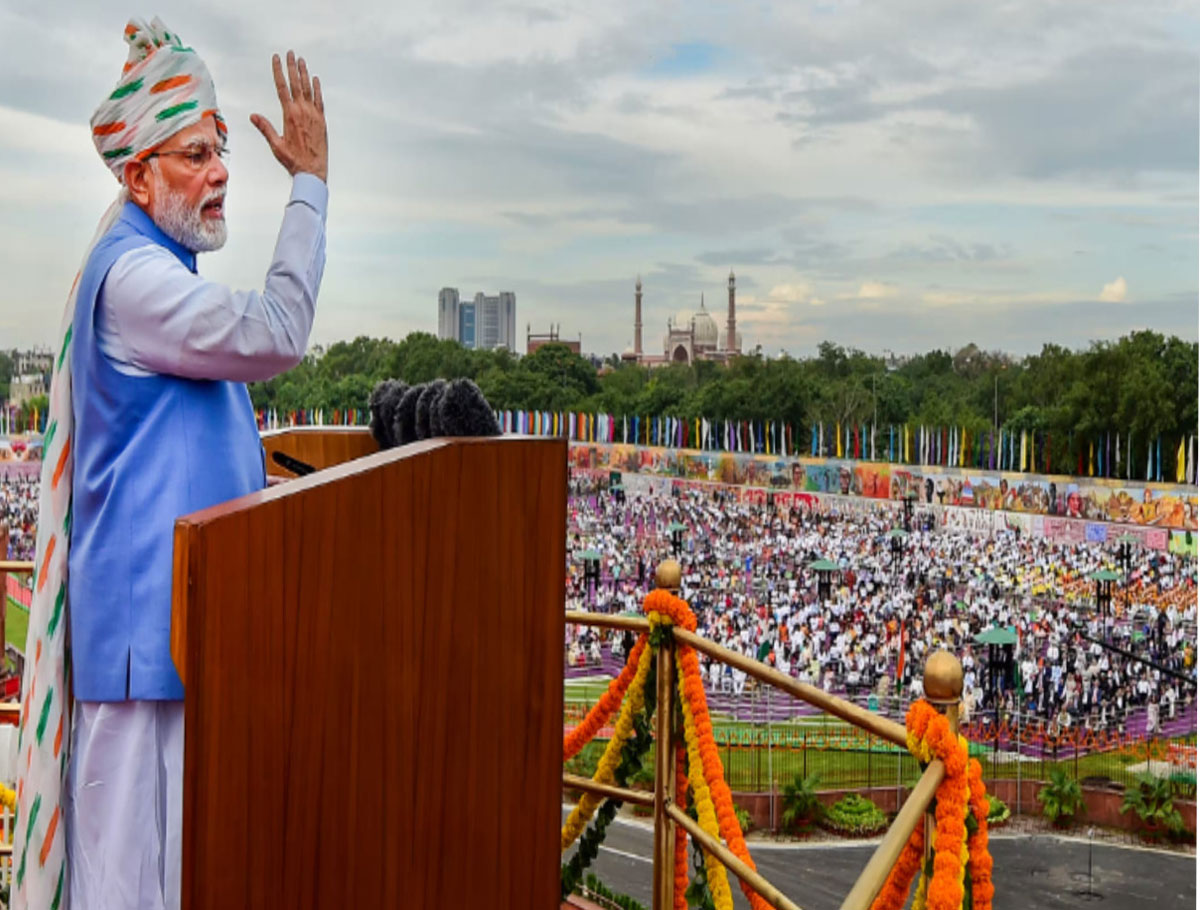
[150,171,227,253]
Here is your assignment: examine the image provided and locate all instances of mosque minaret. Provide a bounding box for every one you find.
[622,274,743,367]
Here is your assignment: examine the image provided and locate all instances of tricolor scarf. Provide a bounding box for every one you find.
[13,18,221,910]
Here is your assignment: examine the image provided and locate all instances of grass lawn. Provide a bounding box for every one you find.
[566,676,1196,794]
[5,598,27,654]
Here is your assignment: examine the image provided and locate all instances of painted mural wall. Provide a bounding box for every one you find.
[568,443,1199,533]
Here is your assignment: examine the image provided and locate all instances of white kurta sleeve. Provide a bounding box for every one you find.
[97,173,328,382]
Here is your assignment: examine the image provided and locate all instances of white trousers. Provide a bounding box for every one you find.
[65,701,184,910]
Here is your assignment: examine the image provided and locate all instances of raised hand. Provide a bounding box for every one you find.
[250,50,328,183]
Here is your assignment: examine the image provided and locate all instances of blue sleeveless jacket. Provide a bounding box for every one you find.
[70,202,265,701]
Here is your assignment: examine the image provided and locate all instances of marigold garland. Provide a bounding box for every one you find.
[911,866,930,910]
[673,743,689,910]
[651,590,772,910]
[560,587,773,910]
[564,632,649,761]
[561,640,653,850]
[0,782,15,813]
[679,687,734,910]
[869,822,924,910]
[873,700,994,910]
[966,759,994,910]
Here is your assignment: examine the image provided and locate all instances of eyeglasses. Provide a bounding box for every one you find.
[144,143,229,172]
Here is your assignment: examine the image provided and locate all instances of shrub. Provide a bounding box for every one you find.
[1168,770,1196,799]
[822,794,888,836]
[735,803,755,834]
[1037,769,1085,826]
[1121,773,1186,840]
[986,794,1010,827]
[781,773,823,833]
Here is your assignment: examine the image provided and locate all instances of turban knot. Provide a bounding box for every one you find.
[90,17,223,182]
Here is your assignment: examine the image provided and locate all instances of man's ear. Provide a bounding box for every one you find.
[123,158,154,210]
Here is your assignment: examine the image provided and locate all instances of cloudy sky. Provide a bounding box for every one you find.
[0,1,1196,359]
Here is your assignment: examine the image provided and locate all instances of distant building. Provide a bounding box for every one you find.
[437,288,515,351]
[15,349,52,376]
[10,374,46,407]
[438,288,460,341]
[8,348,52,406]
[526,324,581,356]
[621,273,743,367]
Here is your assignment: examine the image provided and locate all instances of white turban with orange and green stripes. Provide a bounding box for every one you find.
[90,17,224,182]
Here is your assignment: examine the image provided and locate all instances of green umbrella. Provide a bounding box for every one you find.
[809,559,840,571]
[1088,570,1121,582]
[578,550,602,561]
[668,522,688,533]
[886,528,908,539]
[974,626,1018,646]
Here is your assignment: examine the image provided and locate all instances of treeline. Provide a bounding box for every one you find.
[248,330,1197,473]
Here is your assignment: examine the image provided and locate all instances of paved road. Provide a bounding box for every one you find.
[564,811,1196,909]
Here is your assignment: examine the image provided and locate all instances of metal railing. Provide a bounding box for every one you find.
[564,560,966,910]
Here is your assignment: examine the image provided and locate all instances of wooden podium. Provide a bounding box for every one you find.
[170,431,566,909]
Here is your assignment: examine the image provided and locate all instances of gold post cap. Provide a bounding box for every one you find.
[922,650,964,705]
[655,560,682,592]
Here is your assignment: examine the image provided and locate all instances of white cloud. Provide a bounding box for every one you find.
[765,282,824,304]
[856,280,899,299]
[1098,276,1128,303]
[0,1,1193,356]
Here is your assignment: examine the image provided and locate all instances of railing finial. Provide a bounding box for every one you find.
[922,650,964,707]
[654,559,682,594]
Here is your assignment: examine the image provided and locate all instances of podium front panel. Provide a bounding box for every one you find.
[173,436,566,909]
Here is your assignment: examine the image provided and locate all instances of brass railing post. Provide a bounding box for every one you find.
[652,560,679,910]
[920,651,964,869]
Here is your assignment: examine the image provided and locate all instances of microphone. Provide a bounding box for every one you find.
[271,451,316,477]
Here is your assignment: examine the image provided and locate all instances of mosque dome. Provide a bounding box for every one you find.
[669,295,719,348]
[692,307,719,348]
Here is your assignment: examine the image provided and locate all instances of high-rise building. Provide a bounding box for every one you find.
[458,301,476,349]
[438,288,516,350]
[438,288,460,341]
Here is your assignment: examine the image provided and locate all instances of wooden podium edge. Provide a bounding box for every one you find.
[170,434,565,686]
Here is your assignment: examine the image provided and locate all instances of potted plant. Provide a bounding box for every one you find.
[1037,769,1085,828]
[735,803,755,835]
[1121,773,1186,841]
[986,794,1011,828]
[821,793,888,837]
[780,772,823,835]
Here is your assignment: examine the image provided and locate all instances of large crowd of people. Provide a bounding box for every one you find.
[566,475,1197,737]
[5,469,1195,737]
[1,474,38,562]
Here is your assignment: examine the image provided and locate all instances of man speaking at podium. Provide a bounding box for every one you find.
[13,19,328,910]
